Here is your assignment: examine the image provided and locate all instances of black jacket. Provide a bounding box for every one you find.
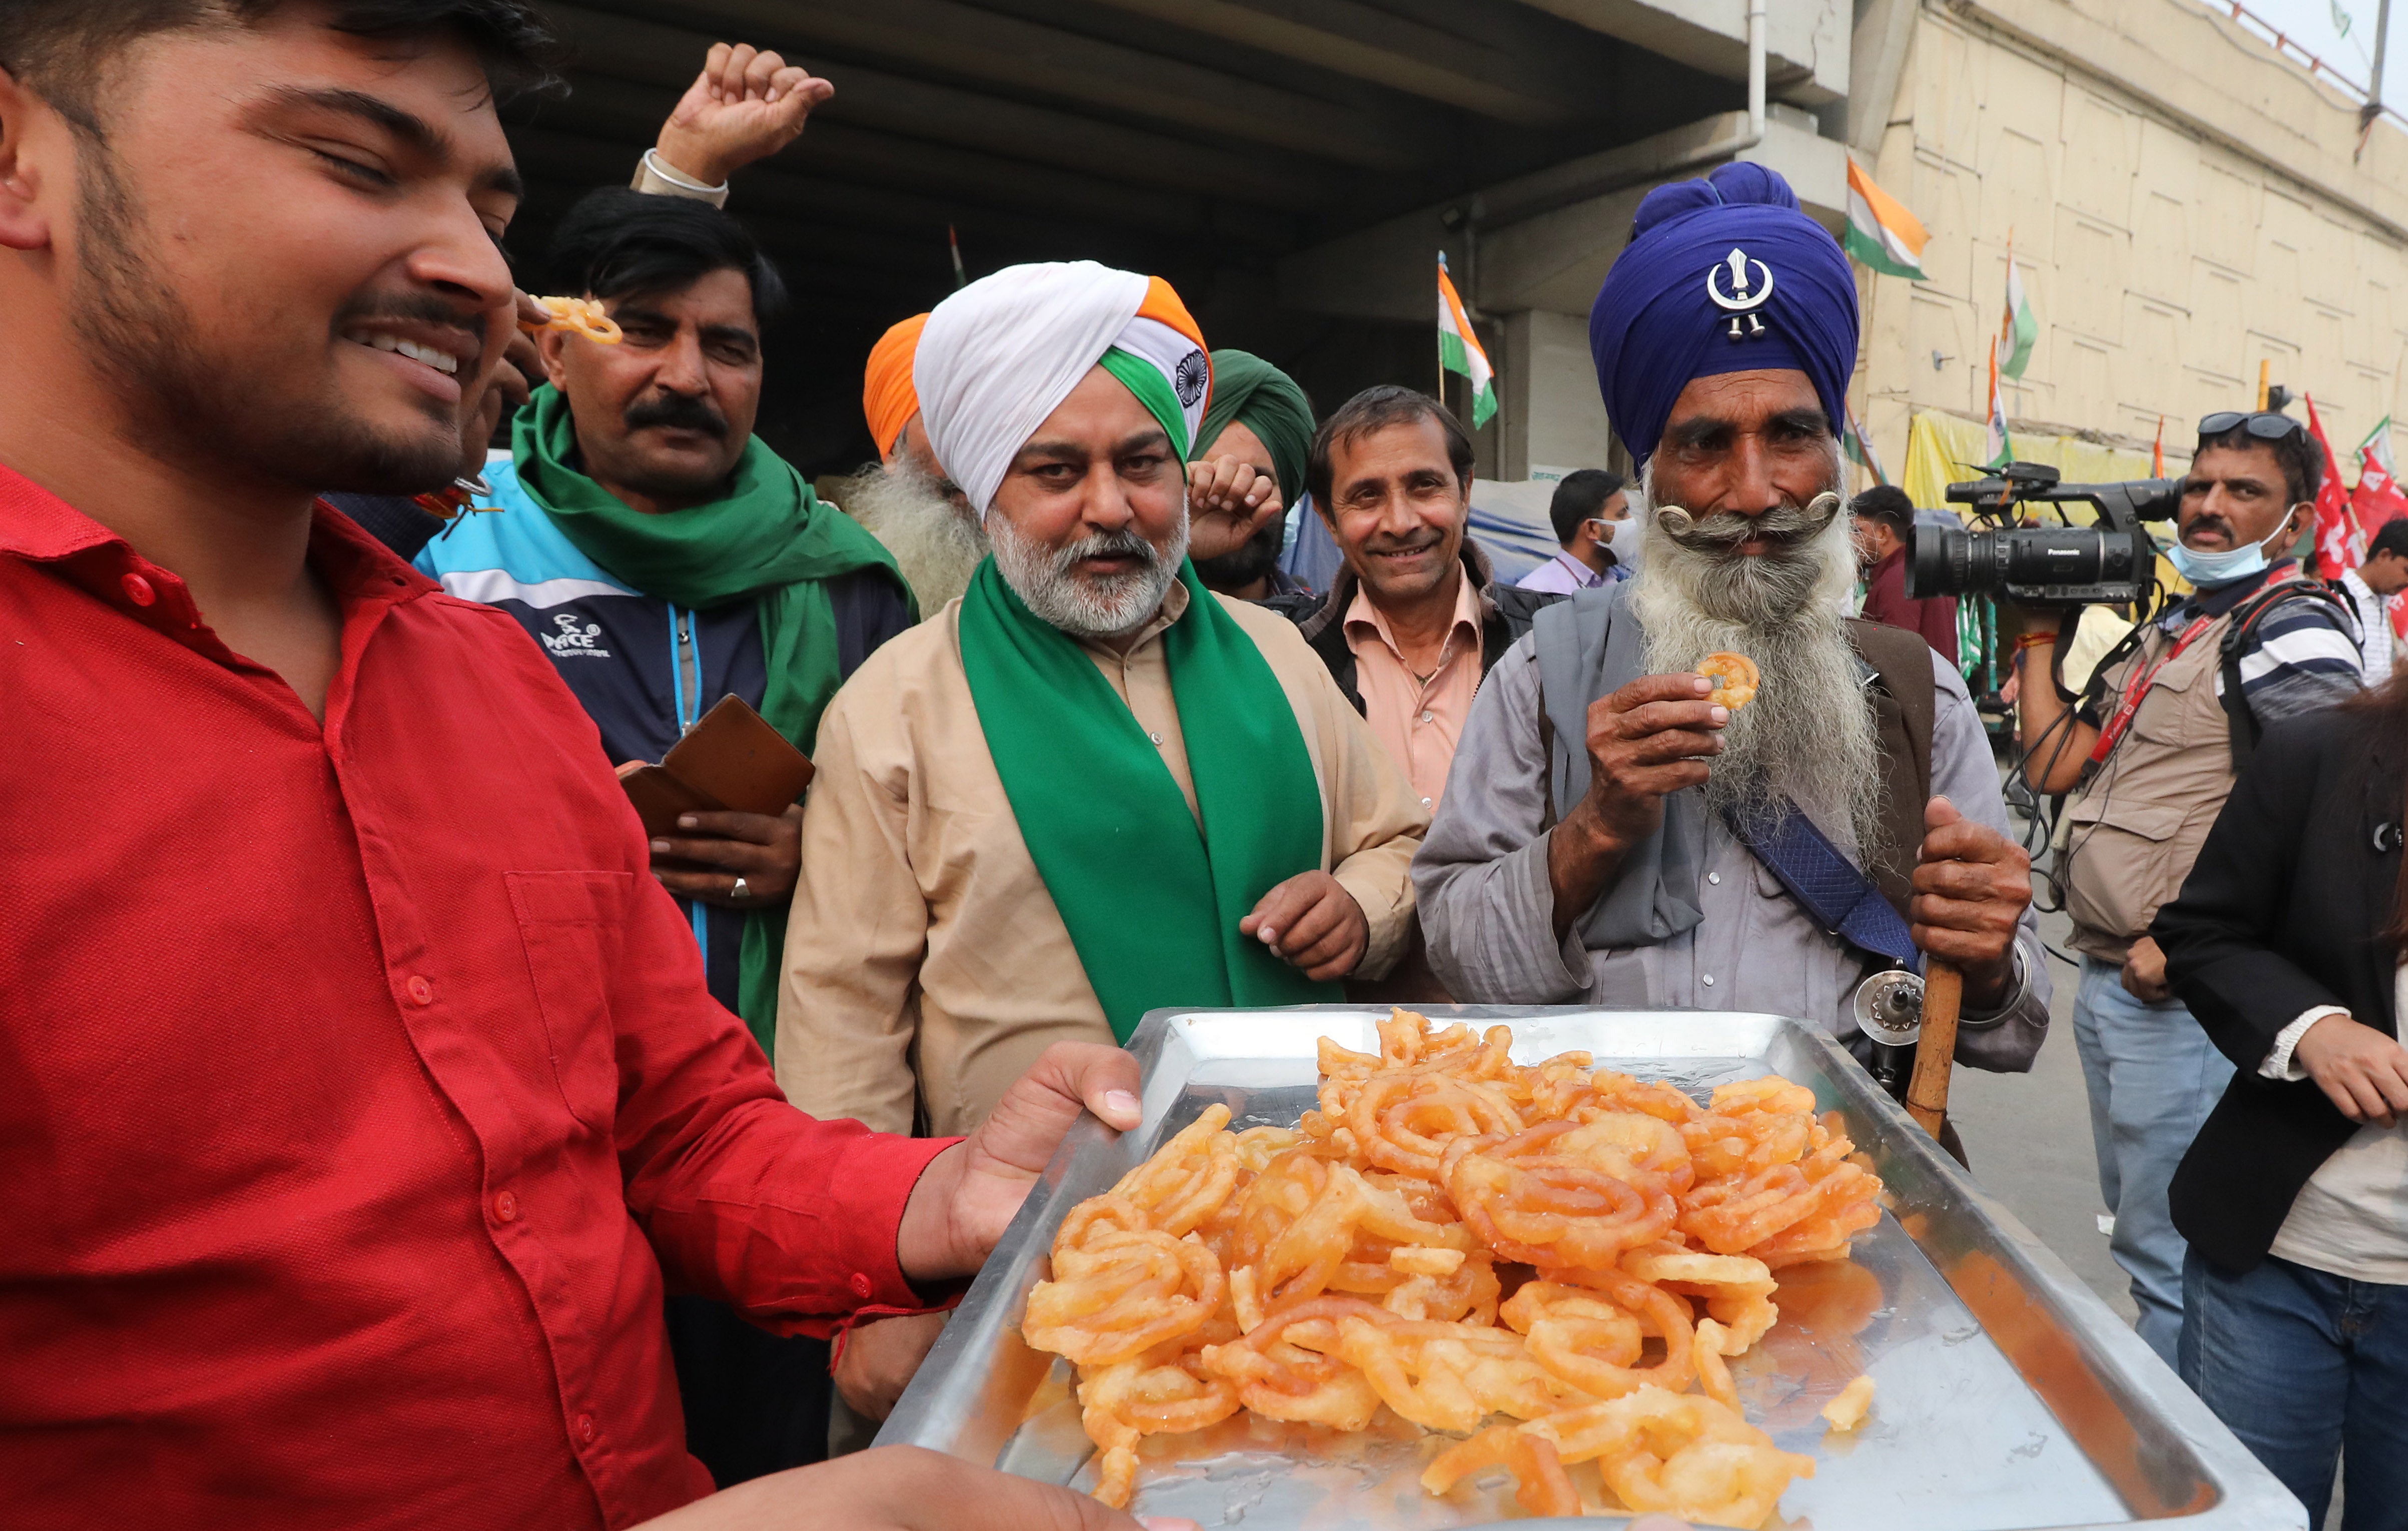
[1263,539,1563,715]
[2152,705,2402,1272]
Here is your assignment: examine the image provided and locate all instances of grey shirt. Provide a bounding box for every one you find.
[1413,633,2050,1071]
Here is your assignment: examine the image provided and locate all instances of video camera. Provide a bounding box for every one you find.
[1904,462,2183,608]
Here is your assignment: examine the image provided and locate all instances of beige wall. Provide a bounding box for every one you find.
[1856,0,2408,485]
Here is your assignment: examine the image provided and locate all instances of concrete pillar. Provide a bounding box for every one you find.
[1496,309,1617,480]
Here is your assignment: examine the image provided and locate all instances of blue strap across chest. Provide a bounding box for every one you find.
[1723,799,1922,973]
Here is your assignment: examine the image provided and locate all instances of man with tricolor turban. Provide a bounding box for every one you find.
[843,311,989,614]
[1417,164,2051,1099]
[776,257,1426,1141]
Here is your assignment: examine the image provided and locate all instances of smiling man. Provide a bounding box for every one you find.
[2014,408,2363,1367]
[774,262,1426,1422]
[1415,165,2049,1096]
[0,5,1170,1529]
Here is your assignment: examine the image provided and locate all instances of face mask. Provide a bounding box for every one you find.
[1592,517,1642,571]
[2164,514,2293,590]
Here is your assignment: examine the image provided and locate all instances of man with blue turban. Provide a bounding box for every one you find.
[1416,165,2052,1105]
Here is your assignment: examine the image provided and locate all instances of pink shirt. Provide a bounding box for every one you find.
[1343,572,1485,810]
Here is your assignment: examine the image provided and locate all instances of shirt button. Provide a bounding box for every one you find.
[1148,731,1164,746]
[575,1412,597,1443]
[121,572,157,607]
[1707,872,1722,886]
[404,975,434,1006]
[492,1190,519,1224]
[1420,797,1434,810]
[1701,974,1715,987]
[849,1271,875,1299]
[1419,710,1434,724]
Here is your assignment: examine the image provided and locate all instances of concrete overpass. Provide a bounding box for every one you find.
[505,0,1864,475]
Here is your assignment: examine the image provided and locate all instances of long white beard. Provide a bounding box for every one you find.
[989,508,1189,639]
[1628,456,1886,859]
[842,464,991,614]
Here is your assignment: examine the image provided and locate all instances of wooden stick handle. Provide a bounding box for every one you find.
[1906,959,1962,1138]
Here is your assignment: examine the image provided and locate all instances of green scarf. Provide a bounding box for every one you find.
[513,386,913,1055]
[958,556,1338,1041]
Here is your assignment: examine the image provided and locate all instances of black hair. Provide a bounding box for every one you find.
[547,187,788,324]
[2369,516,2408,563]
[1546,469,1624,545]
[1850,483,1916,535]
[1308,385,1473,514]
[0,1,564,130]
[2194,418,2323,508]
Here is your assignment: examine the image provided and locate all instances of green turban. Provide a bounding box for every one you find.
[1191,348,1314,507]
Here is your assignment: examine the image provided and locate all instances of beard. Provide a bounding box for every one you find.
[842,462,991,613]
[1192,513,1284,592]
[989,508,1189,639]
[67,131,462,495]
[1627,453,1885,859]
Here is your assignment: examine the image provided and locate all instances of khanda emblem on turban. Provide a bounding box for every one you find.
[1704,247,1776,341]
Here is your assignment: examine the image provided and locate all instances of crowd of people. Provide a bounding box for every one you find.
[2,1,2403,1528]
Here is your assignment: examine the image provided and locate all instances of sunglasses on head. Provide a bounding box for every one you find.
[2198,409,2305,441]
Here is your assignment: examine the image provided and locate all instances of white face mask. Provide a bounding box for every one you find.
[1590,517,1642,571]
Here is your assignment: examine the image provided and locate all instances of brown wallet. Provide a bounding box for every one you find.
[616,694,815,837]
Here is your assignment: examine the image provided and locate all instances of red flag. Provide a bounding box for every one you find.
[2306,394,2361,576]
[2151,414,2165,478]
[2354,427,2408,535]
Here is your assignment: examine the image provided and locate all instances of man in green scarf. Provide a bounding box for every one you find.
[775,262,1427,1423]
[415,188,911,1481]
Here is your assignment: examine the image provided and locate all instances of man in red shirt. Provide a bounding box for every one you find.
[0,5,1169,1528]
[1851,483,1959,664]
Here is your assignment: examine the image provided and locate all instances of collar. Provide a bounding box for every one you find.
[0,461,438,656]
[1552,549,1607,588]
[2168,559,2292,625]
[1341,554,1483,657]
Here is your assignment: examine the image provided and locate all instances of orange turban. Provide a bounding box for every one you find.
[864,312,929,462]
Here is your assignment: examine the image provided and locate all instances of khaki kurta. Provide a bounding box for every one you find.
[775,582,1429,1136]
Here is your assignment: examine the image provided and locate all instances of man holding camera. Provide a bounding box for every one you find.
[2015,410,2365,1367]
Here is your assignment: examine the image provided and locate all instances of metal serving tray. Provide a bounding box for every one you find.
[879,1006,2302,1529]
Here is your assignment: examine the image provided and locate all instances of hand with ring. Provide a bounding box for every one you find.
[649,804,803,908]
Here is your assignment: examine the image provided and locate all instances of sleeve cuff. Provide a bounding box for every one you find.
[822,1131,963,1313]
[632,148,731,207]
[2262,1007,2344,1081]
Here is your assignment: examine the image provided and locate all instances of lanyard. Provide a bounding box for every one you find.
[2089,613,2213,765]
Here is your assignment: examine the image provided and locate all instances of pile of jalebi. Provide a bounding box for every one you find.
[1018,1009,1883,1526]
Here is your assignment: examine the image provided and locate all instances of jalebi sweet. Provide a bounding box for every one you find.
[1017,1008,1886,1525]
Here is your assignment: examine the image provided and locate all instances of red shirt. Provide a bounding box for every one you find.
[1859,545,1960,665]
[0,469,953,1529]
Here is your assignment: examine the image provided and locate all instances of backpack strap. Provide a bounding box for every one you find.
[1842,618,1939,917]
[2216,579,2359,773]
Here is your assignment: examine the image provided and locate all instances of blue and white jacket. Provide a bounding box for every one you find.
[416,458,913,1011]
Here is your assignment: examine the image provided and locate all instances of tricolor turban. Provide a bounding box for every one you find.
[1588,163,1858,465]
[916,261,1211,520]
[863,312,928,462]
[1193,349,1315,508]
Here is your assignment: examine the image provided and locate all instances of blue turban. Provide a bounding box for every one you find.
[1587,162,1858,465]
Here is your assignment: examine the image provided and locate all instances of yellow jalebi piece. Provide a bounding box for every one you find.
[519,295,623,344]
[1015,1009,1885,1521]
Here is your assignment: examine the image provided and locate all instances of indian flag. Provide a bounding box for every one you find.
[1438,253,1497,427]
[1984,335,2013,467]
[2000,248,2037,380]
[1844,157,1927,280]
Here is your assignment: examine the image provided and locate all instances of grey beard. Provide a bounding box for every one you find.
[1629,456,1884,859]
[989,511,1188,638]
[842,463,990,614]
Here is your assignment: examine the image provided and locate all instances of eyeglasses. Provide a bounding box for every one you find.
[2197,410,2306,441]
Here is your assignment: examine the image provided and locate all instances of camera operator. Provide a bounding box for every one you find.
[2012,409,2365,1367]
